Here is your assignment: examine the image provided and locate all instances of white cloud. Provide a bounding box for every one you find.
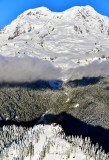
[69,60,109,80]
[0,56,61,82]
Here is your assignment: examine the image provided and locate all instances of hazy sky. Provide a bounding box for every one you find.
[0,0,109,29]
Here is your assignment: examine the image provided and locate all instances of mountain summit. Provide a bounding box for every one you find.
[2,5,109,38]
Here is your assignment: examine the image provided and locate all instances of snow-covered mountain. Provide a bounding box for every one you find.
[2,6,109,38]
[0,5,109,82]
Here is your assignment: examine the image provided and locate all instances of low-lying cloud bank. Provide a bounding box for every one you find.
[66,60,109,81]
[0,56,109,83]
[0,56,61,82]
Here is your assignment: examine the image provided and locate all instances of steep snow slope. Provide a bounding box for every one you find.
[0,124,108,160]
[0,5,109,81]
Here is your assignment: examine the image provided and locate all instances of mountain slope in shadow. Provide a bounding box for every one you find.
[38,112,109,153]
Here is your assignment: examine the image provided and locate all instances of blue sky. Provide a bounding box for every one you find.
[0,0,109,29]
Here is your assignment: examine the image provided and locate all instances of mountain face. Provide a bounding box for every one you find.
[0,6,109,82]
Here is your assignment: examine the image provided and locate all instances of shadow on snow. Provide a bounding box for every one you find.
[0,76,103,89]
